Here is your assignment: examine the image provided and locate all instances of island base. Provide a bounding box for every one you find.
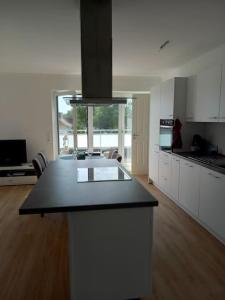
[68,207,153,300]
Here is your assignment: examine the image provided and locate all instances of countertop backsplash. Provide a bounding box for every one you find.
[204,123,225,155]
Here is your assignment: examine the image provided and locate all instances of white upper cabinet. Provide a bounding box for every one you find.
[186,75,197,121]
[186,65,222,122]
[196,65,221,122]
[160,79,175,119]
[219,64,225,122]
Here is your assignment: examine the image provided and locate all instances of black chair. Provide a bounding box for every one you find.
[32,157,43,179]
[37,154,46,172]
[116,154,122,163]
[38,152,48,168]
[111,149,119,159]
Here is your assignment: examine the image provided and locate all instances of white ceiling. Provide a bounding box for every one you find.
[0,0,225,76]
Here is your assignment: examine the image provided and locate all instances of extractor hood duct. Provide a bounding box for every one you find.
[69,0,127,105]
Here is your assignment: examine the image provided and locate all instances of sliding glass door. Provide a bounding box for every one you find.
[57,95,132,169]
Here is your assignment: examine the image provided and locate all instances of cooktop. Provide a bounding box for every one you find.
[175,152,225,170]
[77,166,132,183]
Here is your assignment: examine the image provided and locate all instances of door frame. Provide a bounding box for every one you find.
[131,94,150,175]
[56,95,132,164]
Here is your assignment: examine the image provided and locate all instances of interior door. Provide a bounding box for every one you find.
[132,94,150,175]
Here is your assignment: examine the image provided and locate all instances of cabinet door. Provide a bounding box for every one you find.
[170,156,180,201]
[196,65,221,122]
[149,147,159,184]
[160,79,174,119]
[158,152,171,194]
[186,75,197,121]
[199,167,225,241]
[179,160,200,216]
[219,64,225,122]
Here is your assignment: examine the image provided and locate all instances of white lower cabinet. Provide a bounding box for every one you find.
[155,154,225,244]
[158,152,171,195]
[199,167,225,242]
[149,147,159,184]
[170,156,180,202]
[179,159,200,217]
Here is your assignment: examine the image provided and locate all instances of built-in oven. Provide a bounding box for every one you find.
[159,119,174,150]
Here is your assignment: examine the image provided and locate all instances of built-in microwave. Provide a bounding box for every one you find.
[159,119,174,150]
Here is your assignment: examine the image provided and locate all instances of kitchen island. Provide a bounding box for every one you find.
[19,158,158,300]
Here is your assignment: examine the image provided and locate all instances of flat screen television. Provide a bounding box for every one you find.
[0,140,27,166]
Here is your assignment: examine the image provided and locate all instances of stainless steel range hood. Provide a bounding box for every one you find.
[68,0,127,105]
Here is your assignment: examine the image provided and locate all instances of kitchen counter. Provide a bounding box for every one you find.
[19,158,158,300]
[172,152,225,175]
[20,158,158,215]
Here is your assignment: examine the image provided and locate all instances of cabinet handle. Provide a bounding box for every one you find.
[208,172,221,179]
[185,162,193,168]
[209,116,218,119]
[172,157,180,162]
[173,157,180,161]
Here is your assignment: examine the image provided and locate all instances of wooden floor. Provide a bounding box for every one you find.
[0,178,225,300]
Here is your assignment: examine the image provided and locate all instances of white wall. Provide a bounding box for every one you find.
[161,43,225,154]
[0,73,160,161]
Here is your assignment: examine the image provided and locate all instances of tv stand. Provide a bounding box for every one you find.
[0,163,37,186]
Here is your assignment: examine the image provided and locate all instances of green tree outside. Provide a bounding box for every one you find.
[63,102,132,131]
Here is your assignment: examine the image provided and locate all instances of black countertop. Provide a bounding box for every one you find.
[19,159,158,215]
[172,152,225,175]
